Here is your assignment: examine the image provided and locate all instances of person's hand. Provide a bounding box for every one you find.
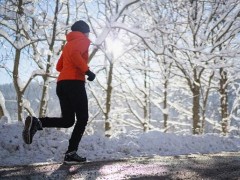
[85,70,96,81]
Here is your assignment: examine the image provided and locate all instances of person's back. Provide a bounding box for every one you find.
[57,31,90,81]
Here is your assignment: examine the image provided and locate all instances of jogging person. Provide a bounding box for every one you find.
[22,20,95,164]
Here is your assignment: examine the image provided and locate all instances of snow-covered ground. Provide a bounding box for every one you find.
[0,117,239,166]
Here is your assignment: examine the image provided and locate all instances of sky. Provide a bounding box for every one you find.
[0,54,12,85]
[0,45,40,85]
[0,116,239,166]
[0,70,11,85]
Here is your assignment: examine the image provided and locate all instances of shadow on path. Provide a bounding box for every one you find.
[1,152,240,180]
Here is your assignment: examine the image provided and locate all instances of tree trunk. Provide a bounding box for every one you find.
[143,59,149,132]
[11,0,24,121]
[201,71,214,134]
[192,73,201,134]
[13,49,24,121]
[143,87,149,132]
[163,79,168,130]
[219,67,228,135]
[105,62,113,137]
[39,0,59,117]
[39,75,49,117]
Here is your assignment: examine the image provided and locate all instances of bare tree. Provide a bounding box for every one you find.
[0,0,41,121]
[122,49,152,132]
[165,0,240,134]
[83,0,141,136]
[38,0,70,117]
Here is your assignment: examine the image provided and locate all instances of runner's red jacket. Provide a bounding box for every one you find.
[56,31,90,82]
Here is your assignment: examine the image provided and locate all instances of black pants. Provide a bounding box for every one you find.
[39,80,88,152]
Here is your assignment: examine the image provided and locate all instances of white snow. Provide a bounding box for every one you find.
[0,92,10,122]
[0,118,239,166]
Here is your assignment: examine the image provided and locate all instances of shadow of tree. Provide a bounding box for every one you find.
[127,153,240,180]
[1,153,240,179]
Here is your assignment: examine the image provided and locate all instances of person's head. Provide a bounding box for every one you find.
[71,20,90,37]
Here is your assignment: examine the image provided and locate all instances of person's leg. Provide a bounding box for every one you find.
[39,81,75,128]
[66,81,88,153]
[22,81,76,144]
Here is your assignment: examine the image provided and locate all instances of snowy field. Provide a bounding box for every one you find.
[0,117,239,166]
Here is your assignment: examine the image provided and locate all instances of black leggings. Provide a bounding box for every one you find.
[39,80,88,152]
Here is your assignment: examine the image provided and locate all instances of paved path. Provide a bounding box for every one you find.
[0,152,240,179]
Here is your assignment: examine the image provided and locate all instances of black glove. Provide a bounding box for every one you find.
[85,70,96,81]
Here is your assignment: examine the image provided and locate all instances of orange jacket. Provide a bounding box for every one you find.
[56,31,90,82]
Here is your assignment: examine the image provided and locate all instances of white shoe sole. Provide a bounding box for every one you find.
[64,160,87,165]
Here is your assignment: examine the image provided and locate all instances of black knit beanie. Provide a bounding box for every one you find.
[71,20,90,33]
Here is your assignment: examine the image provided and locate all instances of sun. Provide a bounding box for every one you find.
[105,37,124,59]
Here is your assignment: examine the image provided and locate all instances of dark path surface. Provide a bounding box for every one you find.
[0,152,240,179]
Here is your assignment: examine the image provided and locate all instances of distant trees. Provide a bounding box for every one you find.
[127,0,240,135]
[169,0,240,134]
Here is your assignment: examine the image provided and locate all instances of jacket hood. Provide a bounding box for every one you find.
[66,31,88,42]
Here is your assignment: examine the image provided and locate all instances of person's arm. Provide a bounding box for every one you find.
[85,69,95,81]
[56,54,63,72]
[70,39,90,73]
[71,51,89,73]
[71,52,95,81]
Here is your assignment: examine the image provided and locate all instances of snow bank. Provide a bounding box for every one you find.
[0,119,239,166]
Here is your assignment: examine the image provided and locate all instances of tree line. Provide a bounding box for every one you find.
[0,0,240,136]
